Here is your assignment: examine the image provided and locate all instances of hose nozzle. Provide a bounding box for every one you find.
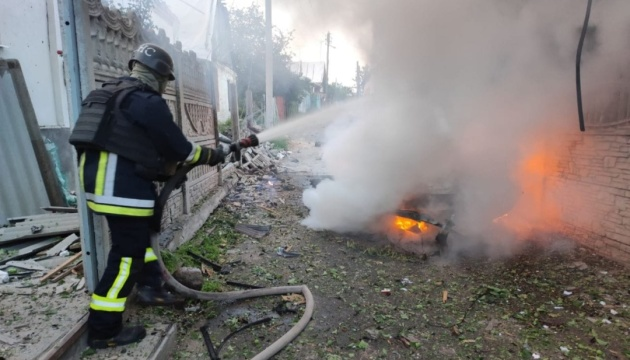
[229,134,260,162]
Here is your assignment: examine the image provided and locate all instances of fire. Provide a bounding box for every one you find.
[497,132,565,236]
[394,216,428,232]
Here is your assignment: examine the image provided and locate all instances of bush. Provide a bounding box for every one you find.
[218,121,233,137]
[270,137,289,150]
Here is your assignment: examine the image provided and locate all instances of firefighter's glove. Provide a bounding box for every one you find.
[199,146,226,167]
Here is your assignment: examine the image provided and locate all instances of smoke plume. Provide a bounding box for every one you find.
[294,0,630,253]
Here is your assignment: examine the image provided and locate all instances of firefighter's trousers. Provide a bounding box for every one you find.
[87,215,161,339]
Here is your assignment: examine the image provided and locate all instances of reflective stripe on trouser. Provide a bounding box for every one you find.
[88,215,152,339]
[89,257,133,312]
[81,151,155,217]
[137,247,162,289]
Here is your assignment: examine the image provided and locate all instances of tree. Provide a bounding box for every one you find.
[109,0,162,29]
[354,63,371,96]
[228,4,310,117]
[327,82,354,103]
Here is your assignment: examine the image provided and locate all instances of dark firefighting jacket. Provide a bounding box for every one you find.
[75,77,204,217]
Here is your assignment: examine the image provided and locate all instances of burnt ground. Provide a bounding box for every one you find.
[85,139,629,360]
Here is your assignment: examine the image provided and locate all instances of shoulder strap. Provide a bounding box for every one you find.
[92,80,146,144]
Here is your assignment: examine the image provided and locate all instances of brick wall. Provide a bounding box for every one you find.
[87,1,221,230]
[545,125,630,263]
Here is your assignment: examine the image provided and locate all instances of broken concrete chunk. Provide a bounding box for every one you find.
[0,333,19,345]
[172,267,203,290]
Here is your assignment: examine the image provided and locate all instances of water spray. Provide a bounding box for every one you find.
[256,97,368,143]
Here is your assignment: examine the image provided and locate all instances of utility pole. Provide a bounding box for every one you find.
[264,0,273,129]
[356,61,360,96]
[324,31,331,94]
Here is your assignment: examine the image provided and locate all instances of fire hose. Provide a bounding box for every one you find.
[149,137,314,360]
[576,0,593,132]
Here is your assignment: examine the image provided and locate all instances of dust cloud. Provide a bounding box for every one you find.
[290,0,630,254]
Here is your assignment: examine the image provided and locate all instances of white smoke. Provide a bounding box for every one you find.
[297,0,630,242]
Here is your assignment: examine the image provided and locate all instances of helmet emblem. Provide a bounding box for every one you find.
[137,44,156,57]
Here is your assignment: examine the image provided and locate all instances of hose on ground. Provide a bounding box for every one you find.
[151,163,314,360]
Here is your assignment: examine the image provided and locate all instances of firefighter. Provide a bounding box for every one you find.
[69,43,227,348]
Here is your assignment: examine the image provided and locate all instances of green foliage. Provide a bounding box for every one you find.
[160,213,240,274]
[269,137,289,150]
[218,120,234,137]
[201,279,223,292]
[354,64,371,96]
[108,0,161,30]
[327,82,354,103]
[228,4,311,116]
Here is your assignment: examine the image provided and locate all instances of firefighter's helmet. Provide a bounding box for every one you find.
[128,43,175,80]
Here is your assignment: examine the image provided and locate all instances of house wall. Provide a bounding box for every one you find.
[545,126,630,263]
[84,2,221,228]
[215,62,236,123]
[0,0,70,128]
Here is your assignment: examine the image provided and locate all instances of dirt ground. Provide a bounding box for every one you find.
[135,138,629,360]
[3,138,628,360]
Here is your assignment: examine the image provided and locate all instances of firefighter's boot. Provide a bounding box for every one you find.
[88,326,146,349]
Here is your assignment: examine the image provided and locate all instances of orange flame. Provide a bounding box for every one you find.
[393,216,428,232]
[499,131,566,236]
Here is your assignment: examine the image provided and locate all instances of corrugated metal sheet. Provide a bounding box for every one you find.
[0,63,51,221]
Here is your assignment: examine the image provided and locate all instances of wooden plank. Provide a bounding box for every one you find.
[45,234,80,256]
[0,214,79,244]
[41,206,78,213]
[7,213,77,228]
[51,261,83,283]
[0,237,60,266]
[39,252,82,283]
[8,213,74,224]
[2,260,48,271]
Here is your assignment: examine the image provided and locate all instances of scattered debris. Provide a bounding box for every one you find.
[1,260,47,272]
[281,294,305,305]
[276,246,300,258]
[0,237,60,266]
[187,251,231,274]
[381,288,391,296]
[0,213,79,245]
[39,252,82,283]
[45,233,79,256]
[225,281,263,289]
[0,333,19,345]
[234,223,270,239]
[172,267,203,290]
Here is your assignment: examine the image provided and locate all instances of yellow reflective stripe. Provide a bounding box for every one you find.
[87,202,154,216]
[145,248,157,263]
[191,145,202,163]
[107,257,132,299]
[90,293,126,312]
[95,151,108,196]
[79,153,86,190]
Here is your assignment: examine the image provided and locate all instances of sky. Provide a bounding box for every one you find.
[226,0,367,87]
